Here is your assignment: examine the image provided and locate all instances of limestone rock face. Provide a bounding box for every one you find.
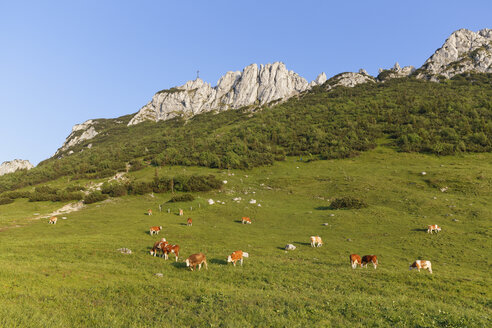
[55,120,99,156]
[128,62,325,125]
[377,62,416,81]
[417,28,492,79]
[0,159,34,176]
[325,72,376,89]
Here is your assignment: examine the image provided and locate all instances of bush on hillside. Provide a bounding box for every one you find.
[168,194,195,203]
[330,196,368,209]
[101,182,128,197]
[0,198,14,205]
[83,191,108,204]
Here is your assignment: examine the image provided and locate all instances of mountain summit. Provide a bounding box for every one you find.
[128,62,326,125]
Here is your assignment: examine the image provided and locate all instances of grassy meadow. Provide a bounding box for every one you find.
[0,146,490,327]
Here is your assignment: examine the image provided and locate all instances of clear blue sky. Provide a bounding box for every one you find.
[1,0,491,165]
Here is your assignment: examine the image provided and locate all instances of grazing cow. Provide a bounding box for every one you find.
[350,254,362,269]
[241,217,252,224]
[227,250,249,266]
[427,225,441,234]
[185,253,208,271]
[361,255,378,269]
[150,238,168,257]
[163,244,180,262]
[410,260,433,274]
[49,216,58,224]
[179,209,184,216]
[148,209,153,216]
[310,236,323,247]
[149,226,162,236]
[187,218,192,226]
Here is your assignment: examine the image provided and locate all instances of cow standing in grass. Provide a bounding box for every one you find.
[185,253,208,271]
[310,236,323,247]
[149,226,162,236]
[427,225,441,234]
[148,209,153,216]
[241,217,252,224]
[150,238,168,257]
[49,216,57,224]
[350,254,362,269]
[227,250,249,266]
[163,244,180,262]
[179,209,184,216]
[187,218,192,226]
[361,255,378,269]
[410,260,433,274]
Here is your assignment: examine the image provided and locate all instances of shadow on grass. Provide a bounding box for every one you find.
[294,241,311,246]
[234,220,243,224]
[411,228,427,232]
[210,258,227,265]
[171,261,187,269]
[315,206,332,211]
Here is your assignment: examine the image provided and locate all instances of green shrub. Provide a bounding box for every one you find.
[29,193,57,202]
[101,182,128,197]
[65,185,86,192]
[1,191,32,199]
[83,191,108,204]
[128,181,153,195]
[330,196,368,209]
[167,194,195,203]
[34,186,57,194]
[0,198,14,205]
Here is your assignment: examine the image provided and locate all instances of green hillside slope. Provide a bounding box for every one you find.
[0,147,490,327]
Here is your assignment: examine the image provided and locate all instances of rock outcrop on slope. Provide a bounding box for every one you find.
[377,62,416,81]
[325,71,376,89]
[55,120,99,156]
[0,159,34,176]
[128,62,326,125]
[416,28,492,79]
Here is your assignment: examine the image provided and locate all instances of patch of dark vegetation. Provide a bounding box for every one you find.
[0,198,14,205]
[168,194,194,203]
[330,196,368,209]
[83,191,108,204]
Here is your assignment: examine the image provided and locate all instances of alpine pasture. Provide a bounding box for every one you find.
[0,146,490,327]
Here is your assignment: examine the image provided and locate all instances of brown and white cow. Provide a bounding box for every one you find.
[410,260,433,274]
[147,209,153,216]
[310,236,323,247]
[187,218,192,226]
[150,238,168,257]
[241,217,252,224]
[227,250,249,266]
[185,253,208,271]
[427,225,441,234]
[361,255,378,269]
[179,209,184,216]
[350,254,362,269]
[149,226,162,236]
[49,216,57,224]
[163,244,180,262]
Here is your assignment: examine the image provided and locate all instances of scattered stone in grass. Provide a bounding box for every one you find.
[155,273,163,277]
[452,219,459,222]
[445,213,453,217]
[433,197,437,200]
[223,180,228,184]
[421,172,427,175]
[208,199,215,205]
[62,217,67,220]
[34,213,40,215]
[330,214,335,217]
[285,244,296,250]
[117,248,132,254]
[258,204,261,207]
[322,223,329,226]
[249,199,256,204]
[346,238,352,242]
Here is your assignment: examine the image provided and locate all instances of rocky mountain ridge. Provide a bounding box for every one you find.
[56,28,491,156]
[0,159,34,176]
[128,62,326,125]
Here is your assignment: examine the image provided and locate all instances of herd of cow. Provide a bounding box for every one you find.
[48,209,441,274]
